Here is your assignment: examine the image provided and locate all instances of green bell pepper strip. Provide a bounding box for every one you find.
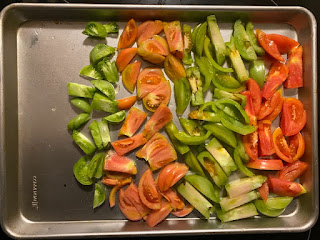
[212,71,245,93]
[195,22,208,57]
[195,56,214,92]
[174,130,212,146]
[207,15,227,65]
[103,110,126,124]
[93,183,106,209]
[186,66,204,106]
[174,77,191,116]
[214,98,250,124]
[68,83,96,98]
[218,110,256,135]
[91,92,118,113]
[197,143,206,153]
[90,44,116,64]
[182,24,193,65]
[80,65,103,80]
[165,121,190,155]
[233,147,255,177]
[89,120,104,150]
[98,120,111,148]
[73,156,93,186]
[82,21,108,38]
[103,22,119,34]
[204,37,234,73]
[67,113,91,130]
[91,80,115,100]
[254,200,285,217]
[70,98,92,114]
[185,175,220,203]
[191,23,202,53]
[263,197,293,209]
[198,101,218,112]
[179,118,206,136]
[226,36,249,82]
[249,60,265,88]
[233,20,257,61]
[88,152,105,179]
[246,22,265,56]
[236,135,250,163]
[189,109,220,122]
[197,151,228,188]
[97,59,119,83]
[72,130,96,155]
[183,151,206,177]
[213,88,247,108]
[203,123,237,148]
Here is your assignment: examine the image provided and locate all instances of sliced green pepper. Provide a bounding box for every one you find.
[80,65,103,80]
[191,23,202,53]
[184,151,206,177]
[233,20,257,61]
[213,88,247,108]
[72,130,96,155]
[103,110,126,124]
[212,71,245,93]
[89,120,104,150]
[67,83,96,98]
[246,22,265,56]
[103,22,119,34]
[198,101,218,112]
[165,121,190,155]
[195,56,214,92]
[182,24,193,65]
[91,80,115,100]
[233,147,255,177]
[67,113,91,130]
[186,66,204,106]
[189,109,220,122]
[93,183,106,209]
[88,152,105,179]
[70,98,92,114]
[214,99,250,124]
[195,22,208,57]
[82,22,107,38]
[249,60,265,88]
[91,92,118,113]
[203,123,237,148]
[174,130,212,146]
[179,118,205,136]
[73,156,93,186]
[90,44,116,64]
[174,77,191,116]
[97,59,119,83]
[97,120,111,148]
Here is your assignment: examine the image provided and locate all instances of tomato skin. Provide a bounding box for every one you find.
[109,178,132,208]
[122,61,141,93]
[247,78,262,115]
[256,29,284,62]
[241,91,257,126]
[116,47,138,72]
[124,183,151,217]
[163,21,184,59]
[247,159,284,170]
[119,188,142,221]
[161,188,185,210]
[117,96,137,110]
[267,34,299,54]
[263,96,284,122]
[136,67,165,99]
[119,107,148,137]
[171,204,194,217]
[138,36,169,64]
[261,62,288,99]
[258,120,275,156]
[268,177,306,197]
[257,89,282,120]
[280,98,306,136]
[145,201,172,227]
[284,45,303,88]
[278,160,308,182]
[137,20,164,46]
[111,133,147,156]
[258,181,269,202]
[243,131,258,160]
[118,19,138,49]
[272,127,293,163]
[289,132,305,161]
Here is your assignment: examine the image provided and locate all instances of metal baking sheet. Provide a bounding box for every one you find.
[0,3,318,238]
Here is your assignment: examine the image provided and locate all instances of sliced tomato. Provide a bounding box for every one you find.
[117,96,137,110]
[258,181,269,202]
[119,188,142,221]
[272,127,293,163]
[267,34,299,54]
[163,21,184,59]
[102,176,132,186]
[109,178,132,208]
[136,132,177,171]
[243,131,258,160]
[241,91,257,126]
[258,120,275,156]
[268,177,306,197]
[105,171,131,180]
[284,45,303,88]
[164,54,186,81]
[278,160,308,182]
[142,104,173,140]
[124,182,151,217]
[247,159,284,170]
[136,67,165,99]
[122,61,141,93]
[257,89,282,120]
[280,98,306,136]
[137,20,163,46]
[171,204,194,217]
[145,200,172,228]
[261,62,288,99]
[118,19,138,49]
[161,188,185,210]
[138,35,169,64]
[263,96,284,122]
[116,47,138,72]
[157,162,189,192]
[289,132,305,161]
[143,79,171,112]
[119,107,148,137]
[247,78,261,115]
[111,133,147,156]
[256,29,284,62]
[138,169,162,210]
[104,150,137,174]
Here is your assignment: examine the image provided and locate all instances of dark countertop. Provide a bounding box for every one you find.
[1,0,319,239]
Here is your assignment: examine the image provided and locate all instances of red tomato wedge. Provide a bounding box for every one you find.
[278,160,308,182]
[284,45,303,89]
[247,159,284,170]
[138,169,162,210]
[171,204,194,217]
[243,131,258,160]
[256,29,284,62]
[247,78,262,115]
[241,91,257,126]
[261,62,288,99]
[102,176,132,186]
[136,133,177,171]
[258,181,269,202]
[161,188,185,210]
[104,150,137,174]
[263,96,284,122]
[119,107,148,137]
[137,67,165,99]
[137,20,164,46]
[109,178,132,208]
[257,89,282,120]
[145,200,172,228]
[122,61,141,93]
[143,104,173,140]
[280,98,306,136]
[267,34,299,54]
[258,120,275,156]
[138,35,169,64]
[118,19,138,49]
[117,96,137,110]
[268,177,306,197]
[119,188,142,221]
[157,162,189,192]
[163,21,184,59]
[124,183,151,217]
[116,47,138,72]
[289,132,305,161]
[111,133,147,156]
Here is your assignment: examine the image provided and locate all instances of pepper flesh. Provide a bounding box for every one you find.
[186,66,204,106]
[195,56,214,92]
[165,121,190,155]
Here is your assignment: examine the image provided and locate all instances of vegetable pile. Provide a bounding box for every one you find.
[68,16,307,227]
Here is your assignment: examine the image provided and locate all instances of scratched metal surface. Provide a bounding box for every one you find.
[0,4,318,238]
